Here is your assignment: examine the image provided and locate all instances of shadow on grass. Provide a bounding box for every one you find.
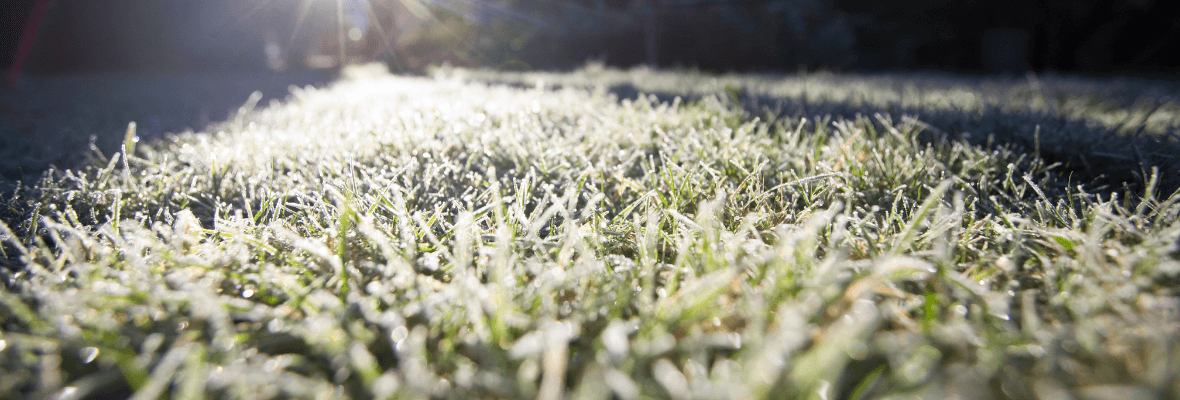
[0,70,336,186]
[605,82,1180,196]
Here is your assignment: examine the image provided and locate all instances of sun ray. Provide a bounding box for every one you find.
[397,0,435,21]
[431,0,550,28]
[356,0,398,61]
[232,0,278,26]
[336,0,347,66]
[287,0,317,51]
[208,0,281,38]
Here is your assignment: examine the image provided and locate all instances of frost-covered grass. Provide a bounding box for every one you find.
[1,64,1179,399]
[465,65,1180,194]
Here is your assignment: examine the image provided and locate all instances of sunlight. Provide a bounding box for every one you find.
[269,0,549,70]
[355,0,398,66]
[288,0,317,56]
[335,0,346,68]
[277,0,407,69]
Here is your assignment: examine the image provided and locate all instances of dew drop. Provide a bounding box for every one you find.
[391,326,409,343]
[80,347,100,364]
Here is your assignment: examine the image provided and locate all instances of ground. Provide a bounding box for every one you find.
[1,64,1179,399]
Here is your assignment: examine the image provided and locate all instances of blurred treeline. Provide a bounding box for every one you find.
[463,0,1177,74]
[1,0,1176,75]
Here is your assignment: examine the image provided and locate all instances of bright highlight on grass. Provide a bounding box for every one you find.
[1,65,1179,398]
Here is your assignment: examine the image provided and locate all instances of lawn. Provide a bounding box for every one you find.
[1,64,1179,399]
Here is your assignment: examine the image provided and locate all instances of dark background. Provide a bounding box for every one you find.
[2,0,1178,76]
